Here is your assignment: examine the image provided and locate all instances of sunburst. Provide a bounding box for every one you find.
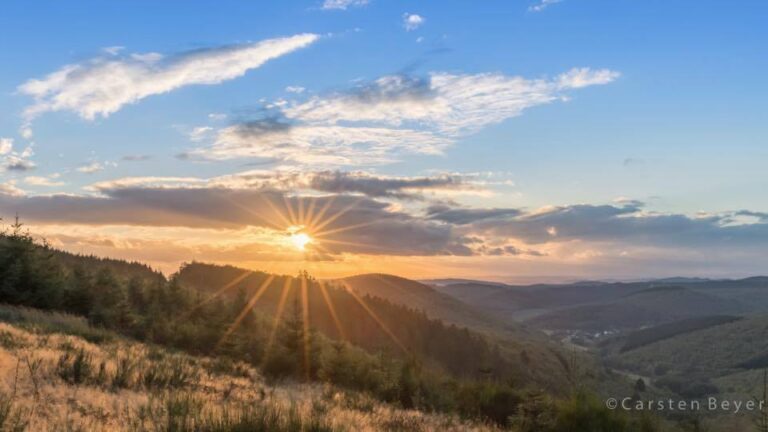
[204,191,409,376]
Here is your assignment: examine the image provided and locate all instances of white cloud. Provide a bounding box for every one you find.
[285,85,306,94]
[189,67,618,166]
[102,46,125,56]
[529,0,562,12]
[403,13,425,31]
[0,180,24,196]
[189,126,214,142]
[321,0,368,10]
[19,125,33,140]
[1,139,36,172]
[19,34,320,121]
[208,113,227,121]
[77,161,115,174]
[24,176,65,187]
[200,123,449,165]
[285,68,619,136]
[0,138,12,155]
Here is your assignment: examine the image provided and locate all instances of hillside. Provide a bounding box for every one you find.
[434,278,768,331]
[339,274,537,340]
[175,263,571,390]
[528,286,743,331]
[0,305,498,431]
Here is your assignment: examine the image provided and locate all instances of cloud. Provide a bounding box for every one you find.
[0,181,24,197]
[321,0,368,10]
[87,169,482,200]
[77,161,111,174]
[23,176,65,187]
[0,138,12,155]
[189,126,214,142]
[19,34,319,121]
[426,205,522,225]
[198,121,449,165]
[529,0,562,12]
[285,86,306,94]
[1,140,36,172]
[459,202,768,249]
[303,171,468,199]
[121,154,151,162]
[403,13,425,31]
[284,69,619,135]
[191,68,618,165]
[0,187,472,256]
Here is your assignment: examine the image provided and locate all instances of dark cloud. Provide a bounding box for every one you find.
[347,74,434,105]
[232,116,294,139]
[469,203,768,248]
[5,161,35,172]
[0,187,471,256]
[426,204,522,224]
[307,171,465,199]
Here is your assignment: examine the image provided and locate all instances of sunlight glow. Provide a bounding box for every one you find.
[290,232,312,251]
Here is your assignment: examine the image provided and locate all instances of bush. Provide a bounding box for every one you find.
[56,348,95,385]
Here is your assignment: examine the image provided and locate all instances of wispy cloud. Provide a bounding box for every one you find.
[285,69,619,135]
[121,154,151,162]
[18,34,319,121]
[77,160,115,174]
[189,68,618,166]
[1,138,36,172]
[321,0,368,10]
[402,13,425,31]
[24,175,65,187]
[529,0,562,12]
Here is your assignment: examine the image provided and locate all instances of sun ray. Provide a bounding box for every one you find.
[219,194,285,232]
[300,274,311,380]
[282,193,298,226]
[216,274,276,350]
[319,282,347,341]
[297,195,306,226]
[304,197,317,230]
[261,277,294,367]
[316,238,396,252]
[260,192,294,228]
[341,281,409,354]
[311,197,364,234]
[178,270,253,321]
[313,220,378,238]
[306,195,337,232]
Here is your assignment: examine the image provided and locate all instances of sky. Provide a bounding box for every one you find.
[1,0,767,282]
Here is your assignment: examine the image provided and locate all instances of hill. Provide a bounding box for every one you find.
[434,278,768,330]
[0,304,499,431]
[175,263,571,391]
[528,286,743,331]
[338,273,535,339]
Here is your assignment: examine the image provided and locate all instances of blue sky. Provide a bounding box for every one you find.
[1,1,767,280]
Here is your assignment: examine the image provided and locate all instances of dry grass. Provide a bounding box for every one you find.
[0,313,499,431]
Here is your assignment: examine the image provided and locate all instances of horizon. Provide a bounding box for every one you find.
[2,1,768,280]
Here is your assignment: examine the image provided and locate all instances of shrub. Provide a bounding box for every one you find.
[56,347,94,385]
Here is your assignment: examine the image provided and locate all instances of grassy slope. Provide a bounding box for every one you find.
[0,304,498,432]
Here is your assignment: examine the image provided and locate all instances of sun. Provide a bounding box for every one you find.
[290,232,312,251]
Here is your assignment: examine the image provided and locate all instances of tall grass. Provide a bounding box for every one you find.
[0,304,112,343]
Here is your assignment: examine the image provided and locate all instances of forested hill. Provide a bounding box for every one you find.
[338,273,535,340]
[175,262,572,390]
